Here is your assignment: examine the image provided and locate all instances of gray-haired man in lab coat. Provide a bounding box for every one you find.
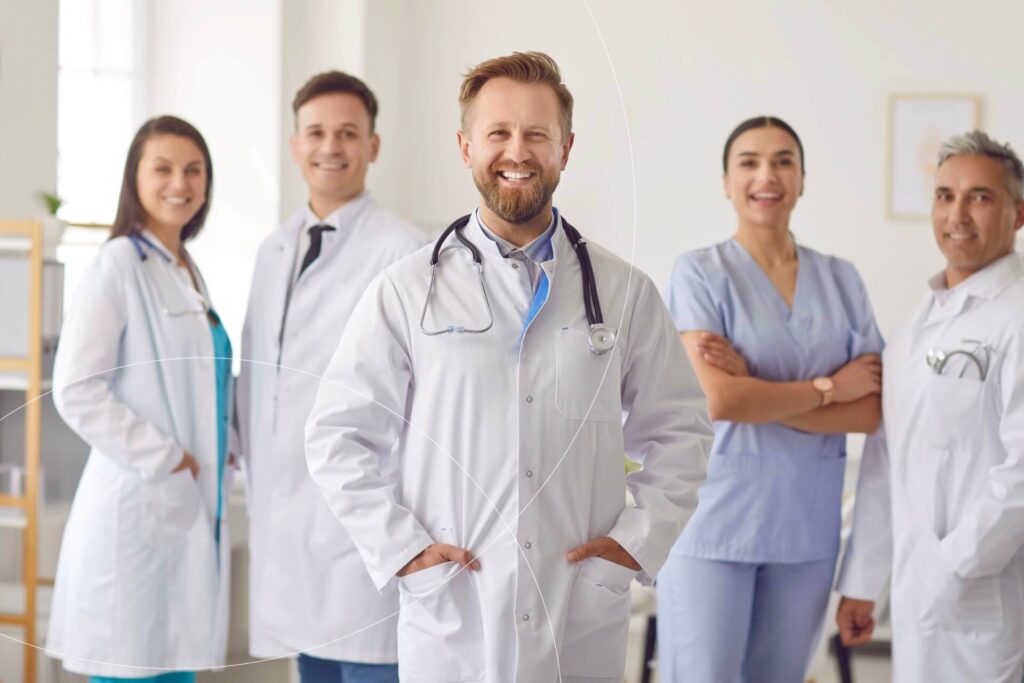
[838,130,1024,682]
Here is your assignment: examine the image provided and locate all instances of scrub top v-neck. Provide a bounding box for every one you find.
[665,238,884,563]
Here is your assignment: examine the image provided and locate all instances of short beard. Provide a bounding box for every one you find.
[474,164,558,225]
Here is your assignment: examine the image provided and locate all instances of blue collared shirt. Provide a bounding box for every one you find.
[475,207,556,293]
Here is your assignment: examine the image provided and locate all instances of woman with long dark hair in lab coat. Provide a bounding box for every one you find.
[46,116,233,682]
[657,116,884,682]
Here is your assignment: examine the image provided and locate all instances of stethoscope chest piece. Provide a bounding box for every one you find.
[588,324,617,355]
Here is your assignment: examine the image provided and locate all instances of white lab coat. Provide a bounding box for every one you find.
[305,212,712,682]
[46,232,230,677]
[236,194,423,661]
[839,253,1024,682]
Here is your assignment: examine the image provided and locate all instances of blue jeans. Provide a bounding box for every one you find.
[298,653,398,683]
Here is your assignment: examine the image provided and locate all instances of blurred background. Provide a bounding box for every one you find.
[2,1,1022,680]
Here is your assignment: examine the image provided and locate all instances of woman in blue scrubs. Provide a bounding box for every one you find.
[657,116,884,682]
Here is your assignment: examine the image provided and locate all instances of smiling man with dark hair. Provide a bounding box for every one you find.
[237,70,423,683]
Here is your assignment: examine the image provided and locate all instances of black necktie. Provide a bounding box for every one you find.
[299,224,335,276]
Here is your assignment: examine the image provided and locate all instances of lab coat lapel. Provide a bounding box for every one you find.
[529,216,577,330]
[918,255,1022,330]
[474,211,563,315]
[467,212,533,308]
[547,214,568,284]
[918,292,970,329]
[302,193,373,279]
[419,214,512,337]
[267,209,304,340]
[463,211,509,263]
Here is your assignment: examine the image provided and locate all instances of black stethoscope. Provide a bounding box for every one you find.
[419,213,617,355]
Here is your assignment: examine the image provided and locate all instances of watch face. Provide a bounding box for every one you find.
[813,377,834,392]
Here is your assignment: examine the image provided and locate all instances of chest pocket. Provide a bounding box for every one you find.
[555,327,622,422]
[924,374,987,448]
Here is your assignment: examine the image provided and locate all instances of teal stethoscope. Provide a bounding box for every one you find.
[419,214,617,355]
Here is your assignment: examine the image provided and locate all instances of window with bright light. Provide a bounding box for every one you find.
[57,0,144,225]
[57,0,145,300]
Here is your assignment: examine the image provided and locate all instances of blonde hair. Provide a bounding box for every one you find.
[459,51,573,138]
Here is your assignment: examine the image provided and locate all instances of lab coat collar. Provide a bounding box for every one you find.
[462,209,564,273]
[270,193,376,273]
[138,229,178,263]
[549,211,573,266]
[462,211,514,262]
[135,229,211,307]
[918,252,1022,328]
[300,191,374,235]
[928,252,1023,304]
[475,207,557,264]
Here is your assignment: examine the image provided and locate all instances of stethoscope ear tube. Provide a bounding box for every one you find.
[431,215,477,266]
[561,219,603,326]
[561,219,617,355]
[424,213,616,353]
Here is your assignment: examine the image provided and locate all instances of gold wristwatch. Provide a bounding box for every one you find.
[812,377,835,407]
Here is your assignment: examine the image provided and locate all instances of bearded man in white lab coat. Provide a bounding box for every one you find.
[837,130,1024,682]
[304,51,712,682]
[236,71,423,682]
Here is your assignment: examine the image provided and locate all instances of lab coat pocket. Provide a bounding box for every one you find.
[919,565,1004,632]
[398,560,454,596]
[561,557,634,679]
[555,327,621,422]
[924,374,985,447]
[397,562,485,682]
[141,469,201,547]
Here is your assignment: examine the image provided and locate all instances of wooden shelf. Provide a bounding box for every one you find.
[0,495,27,510]
[0,373,52,392]
[0,219,44,683]
[0,358,30,373]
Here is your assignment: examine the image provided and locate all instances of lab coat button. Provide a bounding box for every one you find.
[525,470,533,478]
[522,613,530,621]
[526,395,533,403]
[524,541,532,549]
[511,262,519,270]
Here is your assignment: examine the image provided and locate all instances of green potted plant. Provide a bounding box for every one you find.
[36,191,67,258]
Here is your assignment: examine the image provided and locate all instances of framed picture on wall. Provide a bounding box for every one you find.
[887,93,981,220]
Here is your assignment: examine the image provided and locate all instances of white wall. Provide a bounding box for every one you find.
[362,1,631,237]
[8,0,1023,369]
[144,0,372,342]
[357,0,1024,338]
[279,0,366,218]
[0,0,59,219]
[145,0,281,343]
[141,0,1024,343]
